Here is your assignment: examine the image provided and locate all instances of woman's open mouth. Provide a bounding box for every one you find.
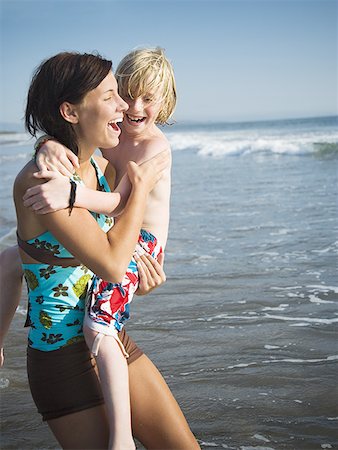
[108,118,123,132]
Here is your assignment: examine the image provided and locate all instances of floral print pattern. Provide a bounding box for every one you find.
[21,158,113,351]
[87,229,162,332]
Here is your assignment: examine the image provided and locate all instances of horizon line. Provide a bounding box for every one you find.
[0,114,337,133]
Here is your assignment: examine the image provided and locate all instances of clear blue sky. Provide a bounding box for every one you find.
[0,0,337,125]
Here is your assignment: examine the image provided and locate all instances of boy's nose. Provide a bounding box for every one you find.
[132,97,144,111]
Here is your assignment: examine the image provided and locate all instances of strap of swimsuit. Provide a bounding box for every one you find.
[17,160,105,269]
[17,232,81,267]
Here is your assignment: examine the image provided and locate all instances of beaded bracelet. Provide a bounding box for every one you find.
[68,180,77,216]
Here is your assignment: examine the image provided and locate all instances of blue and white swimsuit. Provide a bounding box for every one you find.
[18,158,113,351]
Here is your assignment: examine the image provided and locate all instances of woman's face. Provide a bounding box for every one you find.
[75,72,128,152]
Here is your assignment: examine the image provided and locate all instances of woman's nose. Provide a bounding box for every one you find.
[119,96,128,112]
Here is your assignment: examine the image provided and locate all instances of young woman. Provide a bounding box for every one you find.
[3,51,200,449]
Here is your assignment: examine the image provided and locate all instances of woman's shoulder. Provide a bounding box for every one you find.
[14,159,40,194]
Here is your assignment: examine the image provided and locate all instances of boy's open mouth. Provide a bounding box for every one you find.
[126,114,146,124]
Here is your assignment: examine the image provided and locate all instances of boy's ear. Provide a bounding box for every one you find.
[59,102,79,124]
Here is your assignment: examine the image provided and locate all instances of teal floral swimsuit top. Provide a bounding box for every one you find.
[19,158,113,351]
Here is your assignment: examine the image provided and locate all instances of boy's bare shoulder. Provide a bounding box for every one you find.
[142,132,171,157]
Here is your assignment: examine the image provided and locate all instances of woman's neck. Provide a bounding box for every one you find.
[76,145,97,187]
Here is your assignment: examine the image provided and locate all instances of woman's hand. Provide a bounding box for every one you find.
[135,252,166,295]
[23,170,71,214]
[36,140,79,177]
[127,149,170,194]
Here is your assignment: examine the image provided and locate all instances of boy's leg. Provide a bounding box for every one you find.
[84,326,135,450]
[129,354,201,450]
[0,245,24,365]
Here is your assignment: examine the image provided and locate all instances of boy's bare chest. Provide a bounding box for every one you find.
[111,143,147,184]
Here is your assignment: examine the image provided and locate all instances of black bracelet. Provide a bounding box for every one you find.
[68,180,77,216]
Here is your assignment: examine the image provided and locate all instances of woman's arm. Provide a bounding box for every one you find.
[23,170,130,216]
[16,152,169,284]
[29,140,130,216]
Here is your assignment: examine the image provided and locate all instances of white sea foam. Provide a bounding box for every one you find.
[167,127,338,158]
[0,378,10,389]
[307,284,338,294]
[0,152,31,163]
[0,227,17,247]
[264,314,338,325]
[270,286,303,290]
[240,446,275,450]
[202,312,338,326]
[262,355,338,364]
[309,295,335,304]
[262,304,289,312]
[228,362,258,369]
[253,434,270,443]
[0,132,31,145]
[228,355,338,370]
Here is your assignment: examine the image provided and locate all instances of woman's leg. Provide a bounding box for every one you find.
[47,404,109,450]
[84,326,135,450]
[128,354,200,450]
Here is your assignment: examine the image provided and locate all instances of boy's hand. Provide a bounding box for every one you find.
[126,149,169,193]
[0,348,4,367]
[135,252,166,295]
[36,141,79,177]
[23,170,70,214]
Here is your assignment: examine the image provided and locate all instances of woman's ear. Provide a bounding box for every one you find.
[59,102,79,124]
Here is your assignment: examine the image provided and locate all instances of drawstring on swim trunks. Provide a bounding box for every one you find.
[91,332,130,359]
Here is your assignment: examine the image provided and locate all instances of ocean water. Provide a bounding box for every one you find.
[1,116,337,449]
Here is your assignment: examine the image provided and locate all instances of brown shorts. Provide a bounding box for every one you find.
[27,328,143,421]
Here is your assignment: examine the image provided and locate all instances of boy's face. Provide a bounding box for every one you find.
[121,90,163,136]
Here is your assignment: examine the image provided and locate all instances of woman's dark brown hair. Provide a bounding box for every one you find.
[25,52,112,155]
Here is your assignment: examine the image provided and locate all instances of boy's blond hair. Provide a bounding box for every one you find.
[115,47,177,125]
